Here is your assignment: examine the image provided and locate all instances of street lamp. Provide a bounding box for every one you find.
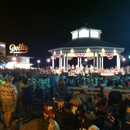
[84,58,88,62]
[128,55,130,61]
[37,60,40,68]
[122,57,126,67]
[47,58,50,67]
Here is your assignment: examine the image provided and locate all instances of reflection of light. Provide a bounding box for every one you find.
[70,49,74,53]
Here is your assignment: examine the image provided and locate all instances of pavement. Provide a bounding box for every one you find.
[22,117,43,130]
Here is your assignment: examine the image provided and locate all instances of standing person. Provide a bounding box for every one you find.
[50,74,56,98]
[22,77,34,119]
[58,75,66,93]
[0,75,18,129]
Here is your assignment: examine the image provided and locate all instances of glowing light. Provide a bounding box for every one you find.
[12,57,16,61]
[79,29,89,38]
[54,51,56,55]
[86,48,90,52]
[128,55,130,59]
[72,31,78,39]
[122,57,126,62]
[37,60,40,63]
[90,30,99,38]
[47,59,50,63]
[60,50,62,54]
[70,48,74,53]
[84,58,88,62]
[101,48,105,53]
[113,49,116,54]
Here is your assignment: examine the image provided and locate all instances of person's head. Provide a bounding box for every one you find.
[64,102,72,112]
[22,77,28,85]
[6,75,12,83]
[88,125,100,130]
[48,119,60,130]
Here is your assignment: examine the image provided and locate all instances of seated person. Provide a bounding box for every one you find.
[88,125,100,130]
[79,111,104,130]
[55,102,78,130]
[43,102,58,130]
[121,118,130,130]
[48,118,60,130]
[69,93,83,114]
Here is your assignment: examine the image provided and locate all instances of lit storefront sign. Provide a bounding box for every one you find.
[9,43,28,54]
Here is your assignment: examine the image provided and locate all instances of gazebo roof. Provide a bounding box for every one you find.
[57,38,123,48]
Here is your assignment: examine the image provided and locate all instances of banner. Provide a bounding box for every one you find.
[54,54,61,59]
[68,57,73,60]
[87,57,93,60]
[106,52,113,60]
[74,52,86,58]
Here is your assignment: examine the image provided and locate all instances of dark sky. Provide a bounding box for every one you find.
[0,0,130,66]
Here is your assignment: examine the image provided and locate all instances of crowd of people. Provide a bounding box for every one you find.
[0,68,130,129]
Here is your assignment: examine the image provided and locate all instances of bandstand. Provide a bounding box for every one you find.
[48,26,125,73]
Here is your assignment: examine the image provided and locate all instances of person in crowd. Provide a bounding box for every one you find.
[69,93,83,114]
[0,75,18,129]
[55,102,77,130]
[48,118,60,130]
[33,79,44,100]
[22,77,34,119]
[57,75,66,92]
[95,82,104,94]
[50,74,56,98]
[121,117,130,130]
[88,80,96,88]
[88,125,100,130]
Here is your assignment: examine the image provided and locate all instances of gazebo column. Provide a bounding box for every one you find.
[65,53,68,71]
[59,57,61,68]
[52,55,54,69]
[77,57,79,68]
[117,54,120,70]
[79,58,82,68]
[96,53,99,71]
[61,56,62,69]
[102,56,104,69]
[119,54,121,69]
[93,52,95,70]
[99,57,101,69]
[63,53,66,72]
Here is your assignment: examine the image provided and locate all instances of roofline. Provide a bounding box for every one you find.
[6,55,34,59]
[48,46,125,52]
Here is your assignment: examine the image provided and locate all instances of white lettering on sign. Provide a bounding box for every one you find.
[9,43,28,54]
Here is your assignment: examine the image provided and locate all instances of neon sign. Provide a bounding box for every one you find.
[9,43,28,54]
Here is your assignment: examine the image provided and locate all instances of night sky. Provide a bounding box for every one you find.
[0,0,130,67]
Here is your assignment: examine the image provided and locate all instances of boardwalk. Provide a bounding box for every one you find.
[22,117,43,130]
